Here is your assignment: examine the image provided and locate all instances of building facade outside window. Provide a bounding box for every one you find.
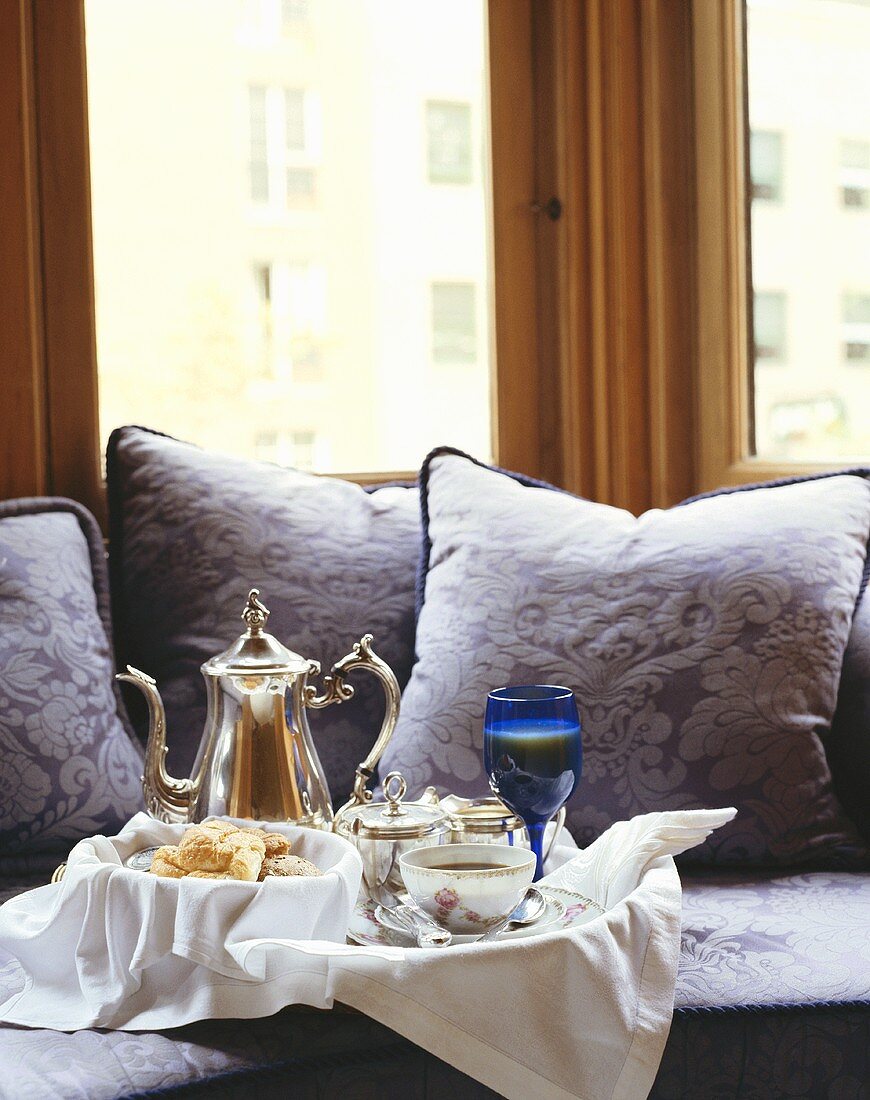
[431,282,477,364]
[426,101,473,185]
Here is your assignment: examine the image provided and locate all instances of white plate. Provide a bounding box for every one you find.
[347,886,604,948]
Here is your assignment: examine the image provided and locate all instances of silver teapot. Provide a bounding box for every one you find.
[118,589,401,828]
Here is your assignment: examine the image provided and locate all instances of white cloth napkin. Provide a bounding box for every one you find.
[0,807,735,1100]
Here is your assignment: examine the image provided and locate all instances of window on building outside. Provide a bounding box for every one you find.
[253,262,273,354]
[431,282,477,364]
[254,430,279,462]
[249,86,269,202]
[840,138,870,209]
[247,84,318,207]
[843,292,870,362]
[282,0,308,30]
[426,102,473,185]
[291,431,317,470]
[749,130,783,202]
[753,291,787,361]
[253,429,317,469]
[747,0,870,460]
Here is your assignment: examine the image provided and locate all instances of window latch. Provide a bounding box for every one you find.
[530,196,563,221]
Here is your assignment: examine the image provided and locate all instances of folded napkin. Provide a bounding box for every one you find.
[0,807,735,1100]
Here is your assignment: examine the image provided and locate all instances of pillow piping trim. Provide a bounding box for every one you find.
[678,466,870,604]
[415,445,578,621]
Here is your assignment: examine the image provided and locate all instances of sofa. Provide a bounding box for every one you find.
[0,427,867,1099]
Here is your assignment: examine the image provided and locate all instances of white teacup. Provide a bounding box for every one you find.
[399,843,536,934]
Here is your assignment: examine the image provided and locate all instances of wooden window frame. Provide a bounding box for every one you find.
[0,0,543,515]
[1,0,854,525]
[692,0,846,490]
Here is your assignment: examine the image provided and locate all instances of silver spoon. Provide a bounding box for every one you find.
[374,901,452,948]
[478,887,546,942]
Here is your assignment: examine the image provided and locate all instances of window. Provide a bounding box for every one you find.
[431,282,477,364]
[843,292,870,361]
[247,0,308,39]
[290,430,317,470]
[253,262,273,353]
[285,89,306,150]
[84,1,492,475]
[253,429,318,469]
[426,101,473,185]
[840,138,870,209]
[249,86,269,202]
[281,0,309,30]
[254,430,278,462]
[746,0,870,462]
[252,261,325,381]
[753,291,786,361]
[749,130,783,202]
[247,84,319,208]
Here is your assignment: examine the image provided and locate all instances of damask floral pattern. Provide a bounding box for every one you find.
[107,427,421,803]
[380,450,870,865]
[0,502,143,856]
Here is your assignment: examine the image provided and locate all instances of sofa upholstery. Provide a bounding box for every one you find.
[2,441,869,1098]
[0,869,867,1098]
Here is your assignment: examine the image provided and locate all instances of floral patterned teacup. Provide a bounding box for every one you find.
[399,843,536,934]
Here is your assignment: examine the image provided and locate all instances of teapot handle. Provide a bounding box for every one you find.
[304,634,401,826]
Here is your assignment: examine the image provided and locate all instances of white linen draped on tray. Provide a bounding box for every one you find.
[0,808,735,1100]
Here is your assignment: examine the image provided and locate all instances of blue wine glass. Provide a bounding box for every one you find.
[484,685,582,881]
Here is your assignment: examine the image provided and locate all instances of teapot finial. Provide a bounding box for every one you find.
[242,588,270,634]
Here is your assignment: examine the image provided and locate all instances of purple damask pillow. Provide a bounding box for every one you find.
[0,499,143,862]
[106,427,420,805]
[379,448,870,866]
[683,473,870,846]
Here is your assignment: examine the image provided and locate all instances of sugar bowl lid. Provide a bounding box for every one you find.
[345,772,451,841]
[203,589,312,677]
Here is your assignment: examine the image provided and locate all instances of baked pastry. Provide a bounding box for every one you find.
[150,845,187,878]
[178,822,266,881]
[263,831,291,858]
[147,820,308,881]
[258,854,322,880]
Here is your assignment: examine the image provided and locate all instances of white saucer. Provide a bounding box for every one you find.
[347,886,604,948]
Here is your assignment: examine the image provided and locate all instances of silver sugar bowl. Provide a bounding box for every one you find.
[336,772,451,902]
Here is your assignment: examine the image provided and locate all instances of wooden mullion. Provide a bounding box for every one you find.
[640,0,697,508]
[0,0,48,500]
[31,0,105,524]
[488,0,543,480]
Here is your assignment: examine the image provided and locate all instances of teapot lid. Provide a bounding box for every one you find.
[203,589,312,677]
[345,772,450,840]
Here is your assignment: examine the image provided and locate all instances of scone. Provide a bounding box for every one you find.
[150,845,187,878]
[245,830,290,858]
[178,822,266,881]
[258,854,322,880]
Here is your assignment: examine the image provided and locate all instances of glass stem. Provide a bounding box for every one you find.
[528,821,546,881]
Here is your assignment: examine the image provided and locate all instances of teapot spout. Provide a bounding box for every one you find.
[116,666,194,823]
